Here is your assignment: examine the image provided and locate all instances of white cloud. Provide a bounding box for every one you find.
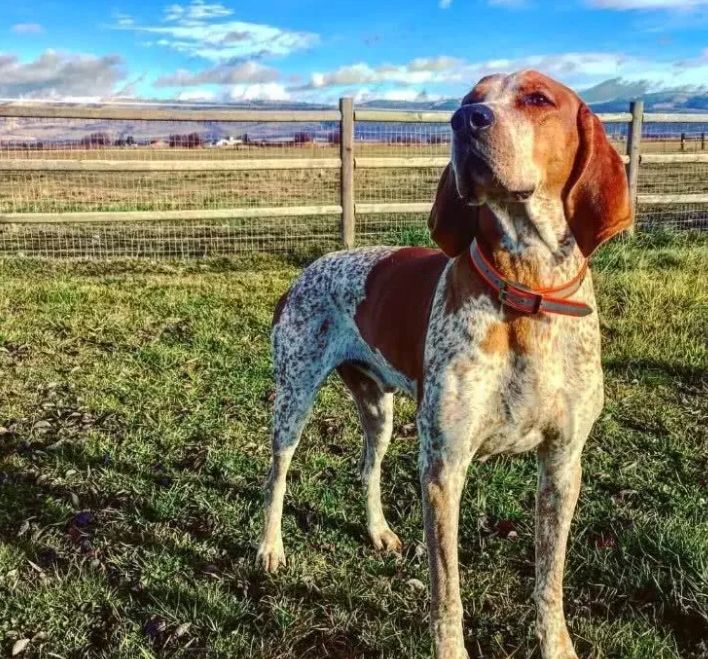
[113,13,135,27]
[11,23,44,35]
[173,81,290,103]
[588,0,708,8]
[156,60,279,86]
[117,1,318,62]
[165,1,232,22]
[408,56,463,72]
[297,57,467,90]
[227,82,289,101]
[439,0,452,8]
[290,50,708,101]
[295,53,631,92]
[356,88,443,102]
[0,50,125,99]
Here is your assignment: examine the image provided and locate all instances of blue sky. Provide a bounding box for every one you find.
[0,0,706,103]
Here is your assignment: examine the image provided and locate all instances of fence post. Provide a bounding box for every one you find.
[626,100,643,231]
[702,132,706,151]
[340,97,355,249]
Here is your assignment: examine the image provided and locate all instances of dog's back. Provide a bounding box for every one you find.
[271,246,448,396]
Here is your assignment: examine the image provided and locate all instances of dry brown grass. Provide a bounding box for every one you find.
[0,143,704,214]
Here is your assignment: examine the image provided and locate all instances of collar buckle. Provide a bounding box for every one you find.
[530,292,543,314]
[497,281,508,304]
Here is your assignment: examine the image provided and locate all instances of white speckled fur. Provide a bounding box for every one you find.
[256,247,415,572]
[417,260,601,659]
[258,245,602,659]
[257,70,614,659]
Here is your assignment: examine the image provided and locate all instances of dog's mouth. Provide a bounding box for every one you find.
[455,148,536,204]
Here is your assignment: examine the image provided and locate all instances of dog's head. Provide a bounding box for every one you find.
[429,69,631,257]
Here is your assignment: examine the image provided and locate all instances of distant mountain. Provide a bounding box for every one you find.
[588,90,708,113]
[579,78,708,112]
[580,78,651,105]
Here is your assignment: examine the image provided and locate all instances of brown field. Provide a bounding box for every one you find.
[0,140,705,258]
[0,147,703,213]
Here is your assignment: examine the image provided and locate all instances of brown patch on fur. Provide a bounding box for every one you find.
[481,317,542,357]
[510,317,544,356]
[272,288,290,327]
[354,247,448,387]
[481,323,508,355]
[528,74,582,213]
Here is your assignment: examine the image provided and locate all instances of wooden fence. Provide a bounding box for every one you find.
[0,98,706,253]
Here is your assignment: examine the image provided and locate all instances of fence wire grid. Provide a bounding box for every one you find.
[0,107,705,258]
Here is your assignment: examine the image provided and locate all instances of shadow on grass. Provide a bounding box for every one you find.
[2,432,706,658]
[603,356,708,386]
[0,447,405,657]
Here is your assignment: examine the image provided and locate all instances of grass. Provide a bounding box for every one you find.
[0,231,706,658]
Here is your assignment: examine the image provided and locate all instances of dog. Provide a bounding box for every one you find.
[257,69,631,659]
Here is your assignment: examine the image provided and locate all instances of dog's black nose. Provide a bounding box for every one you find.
[451,103,495,134]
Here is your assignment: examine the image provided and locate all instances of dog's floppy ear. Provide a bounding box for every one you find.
[564,103,632,257]
[428,163,478,257]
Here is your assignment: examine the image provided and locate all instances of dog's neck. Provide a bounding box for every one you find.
[475,195,587,291]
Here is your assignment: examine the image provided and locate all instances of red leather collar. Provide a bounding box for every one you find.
[468,240,592,317]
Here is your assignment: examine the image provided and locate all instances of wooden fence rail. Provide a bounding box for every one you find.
[0,98,706,249]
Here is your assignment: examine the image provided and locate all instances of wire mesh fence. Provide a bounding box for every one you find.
[0,101,705,259]
[355,121,450,157]
[0,215,342,258]
[0,169,340,213]
[638,162,708,196]
[636,204,708,231]
[354,167,443,204]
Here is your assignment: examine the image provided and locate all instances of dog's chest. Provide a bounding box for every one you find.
[474,349,563,458]
[424,287,600,458]
[444,347,564,457]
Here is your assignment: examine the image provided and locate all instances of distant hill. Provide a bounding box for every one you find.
[579,78,708,113]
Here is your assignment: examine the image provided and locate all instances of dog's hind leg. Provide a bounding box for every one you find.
[257,306,335,573]
[256,373,325,572]
[338,363,402,553]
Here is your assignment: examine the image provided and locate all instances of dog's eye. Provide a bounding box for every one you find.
[524,92,553,107]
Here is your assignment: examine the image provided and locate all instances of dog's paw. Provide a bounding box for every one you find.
[370,526,403,553]
[256,538,286,573]
[538,627,579,659]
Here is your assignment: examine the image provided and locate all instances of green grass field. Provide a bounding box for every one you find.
[0,231,706,658]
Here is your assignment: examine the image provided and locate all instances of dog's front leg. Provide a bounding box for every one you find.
[420,441,472,659]
[534,437,584,659]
